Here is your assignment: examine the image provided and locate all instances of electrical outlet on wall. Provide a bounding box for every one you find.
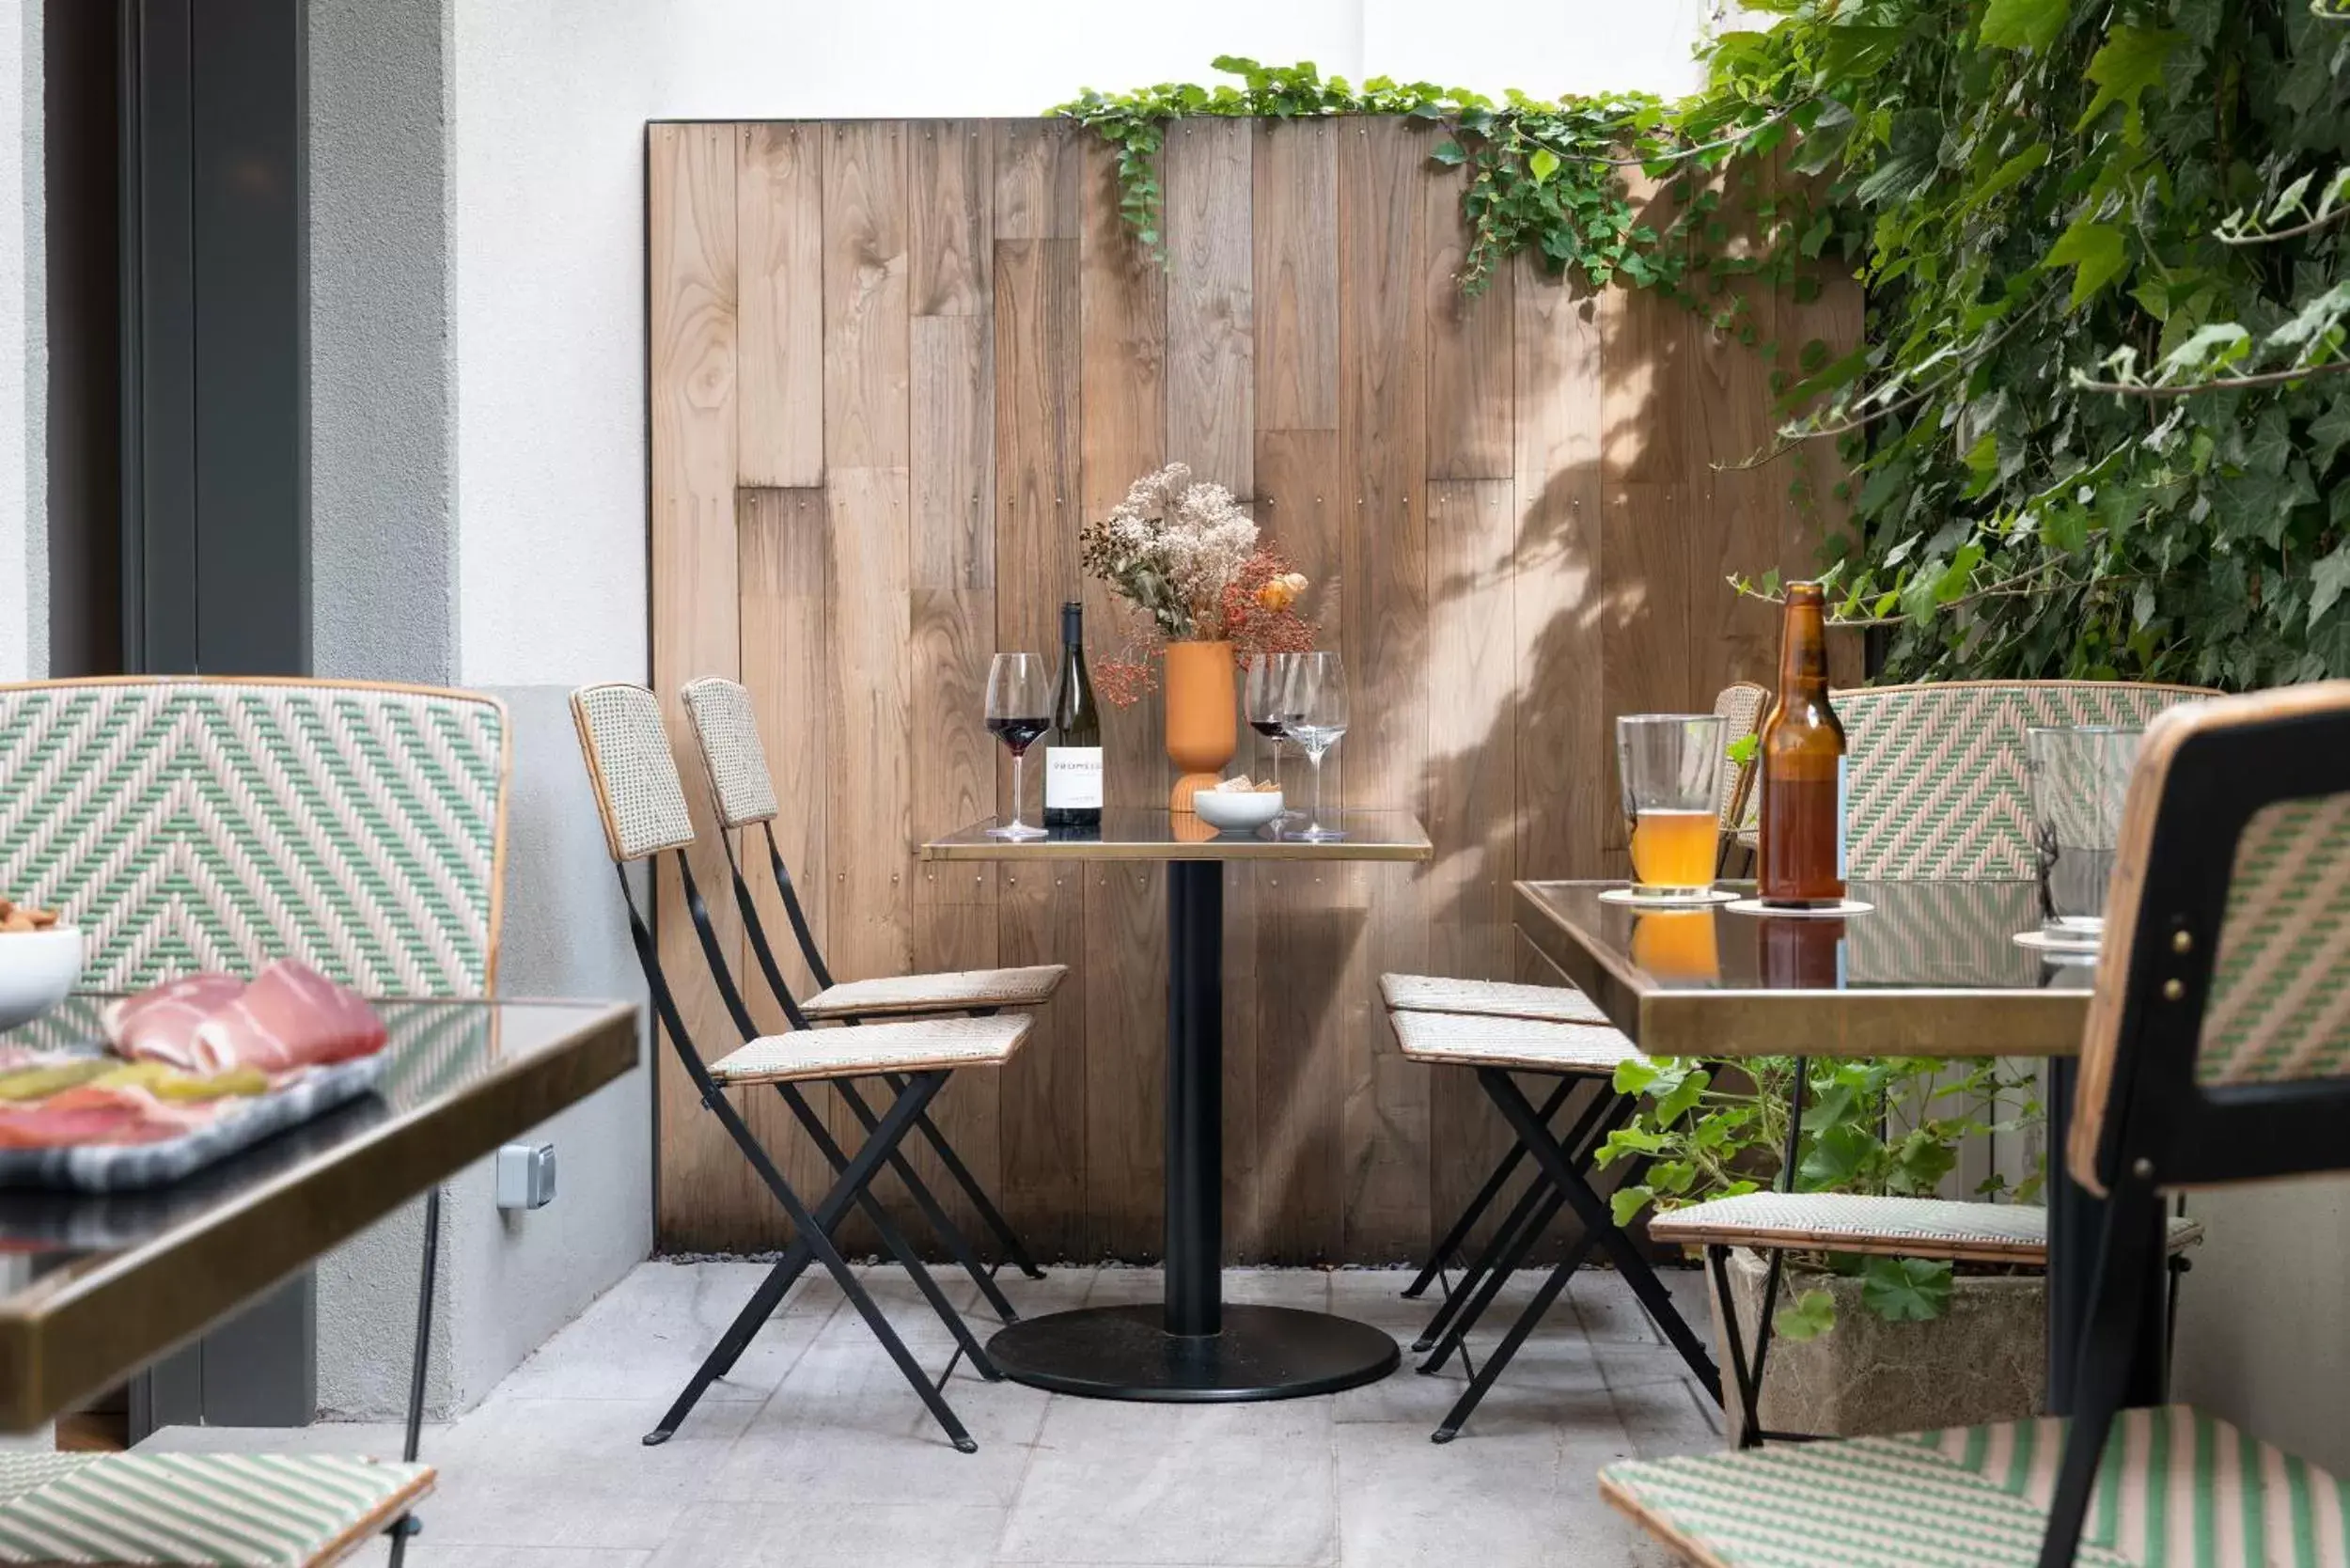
[495,1142,556,1211]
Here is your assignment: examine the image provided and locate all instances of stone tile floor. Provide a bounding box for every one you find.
[149,1261,1721,1568]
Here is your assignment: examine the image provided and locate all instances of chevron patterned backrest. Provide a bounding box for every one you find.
[680,677,779,830]
[2197,790,2350,1086]
[1838,681,2211,880]
[0,680,508,998]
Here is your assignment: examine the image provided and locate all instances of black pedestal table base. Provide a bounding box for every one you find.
[989,859,1401,1402]
[987,1305,1400,1402]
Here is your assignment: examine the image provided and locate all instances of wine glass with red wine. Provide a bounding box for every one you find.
[985,652,1052,840]
[1243,652,1302,819]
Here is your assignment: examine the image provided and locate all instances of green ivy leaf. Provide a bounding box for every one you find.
[1859,1257,1954,1322]
[1431,140,1467,167]
[1611,1184,1655,1228]
[1800,1123,1875,1187]
[2044,219,2128,308]
[2076,27,2185,145]
[2311,401,2350,470]
[1654,1068,1712,1124]
[1773,1289,1838,1341]
[1528,147,1560,184]
[2311,544,2350,626]
[1981,0,2071,51]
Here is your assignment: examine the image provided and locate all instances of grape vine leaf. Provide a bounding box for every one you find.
[1981,0,2072,51]
[2312,544,2350,627]
[2045,219,2128,308]
[1858,1258,1954,1322]
[1773,1289,1838,1342]
[2076,27,2185,144]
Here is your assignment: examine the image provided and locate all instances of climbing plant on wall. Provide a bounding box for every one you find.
[1054,0,2350,687]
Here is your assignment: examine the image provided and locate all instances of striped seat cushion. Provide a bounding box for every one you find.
[1377,973,1609,1026]
[801,965,1068,1021]
[1601,1403,2348,1566]
[1648,1192,2204,1265]
[1387,1009,1644,1075]
[0,1451,431,1565]
[707,1014,1030,1085]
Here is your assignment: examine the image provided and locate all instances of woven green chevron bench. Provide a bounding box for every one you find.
[0,1450,431,1566]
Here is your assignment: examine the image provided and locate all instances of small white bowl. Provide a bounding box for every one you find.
[0,928,85,1032]
[1192,790,1285,833]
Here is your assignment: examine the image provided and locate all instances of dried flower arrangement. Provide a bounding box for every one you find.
[1078,464,1319,705]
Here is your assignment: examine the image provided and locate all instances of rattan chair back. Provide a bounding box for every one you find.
[2071,680,2350,1195]
[0,677,509,996]
[679,677,780,831]
[1713,682,1769,832]
[571,683,697,864]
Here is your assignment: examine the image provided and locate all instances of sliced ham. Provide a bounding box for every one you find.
[102,974,246,1070]
[0,1100,178,1149]
[189,961,386,1074]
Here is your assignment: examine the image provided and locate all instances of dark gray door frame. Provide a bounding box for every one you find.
[117,0,314,1435]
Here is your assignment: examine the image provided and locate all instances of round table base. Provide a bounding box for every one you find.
[986,1304,1401,1402]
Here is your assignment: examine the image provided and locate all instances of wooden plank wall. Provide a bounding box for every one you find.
[647,118,1856,1260]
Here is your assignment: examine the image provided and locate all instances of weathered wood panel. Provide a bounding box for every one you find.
[649,118,1855,1262]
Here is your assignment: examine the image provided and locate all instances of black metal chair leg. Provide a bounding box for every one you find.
[1404,1075,1579,1300]
[835,1077,1021,1324]
[1478,1068,1722,1403]
[384,1185,440,1568]
[881,1071,1045,1280]
[1708,1245,1767,1448]
[1433,1226,1605,1443]
[1416,1090,1630,1362]
[2038,1184,2161,1568]
[1413,1083,1618,1353]
[765,1082,1003,1380]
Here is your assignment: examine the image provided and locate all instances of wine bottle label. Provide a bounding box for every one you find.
[1043,746,1104,809]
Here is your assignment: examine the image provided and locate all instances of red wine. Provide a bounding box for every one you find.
[1248,718,1286,739]
[988,715,1049,754]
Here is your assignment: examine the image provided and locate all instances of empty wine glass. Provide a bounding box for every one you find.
[1243,652,1300,816]
[1281,651,1349,842]
[985,652,1051,840]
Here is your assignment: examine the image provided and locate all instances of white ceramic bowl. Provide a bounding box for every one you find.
[0,928,85,1031]
[1192,790,1285,833]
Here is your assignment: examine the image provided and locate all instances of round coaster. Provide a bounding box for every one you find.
[1724,897,1875,917]
[1597,886,1741,908]
[2013,928,2101,954]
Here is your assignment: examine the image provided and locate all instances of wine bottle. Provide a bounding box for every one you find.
[1043,602,1104,829]
[1757,582,1848,907]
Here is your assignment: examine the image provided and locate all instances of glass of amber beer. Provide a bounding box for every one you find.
[1616,713,1726,900]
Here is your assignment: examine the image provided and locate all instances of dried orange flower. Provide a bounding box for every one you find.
[1255,572,1308,613]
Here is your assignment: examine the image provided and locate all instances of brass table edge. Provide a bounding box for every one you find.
[0,999,640,1431]
[922,838,1433,862]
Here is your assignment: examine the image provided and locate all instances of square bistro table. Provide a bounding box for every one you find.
[0,996,638,1430]
[925,808,1432,1401]
[1512,878,2140,1413]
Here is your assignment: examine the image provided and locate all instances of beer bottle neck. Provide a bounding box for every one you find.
[1777,602,1829,698]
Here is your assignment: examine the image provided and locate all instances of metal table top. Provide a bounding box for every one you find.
[924,809,1433,863]
[1512,879,2095,1059]
[0,996,638,1430]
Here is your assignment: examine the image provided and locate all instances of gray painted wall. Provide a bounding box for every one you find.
[2,0,45,682]
[306,0,650,1419]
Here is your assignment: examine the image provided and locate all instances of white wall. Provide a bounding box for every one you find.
[0,0,40,685]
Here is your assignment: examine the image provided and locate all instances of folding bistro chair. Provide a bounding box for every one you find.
[1381,996,1723,1441]
[573,683,1032,1452]
[0,676,509,1563]
[1603,679,2350,1567]
[1649,680,2212,1448]
[1394,682,1770,1308]
[677,675,1061,1285]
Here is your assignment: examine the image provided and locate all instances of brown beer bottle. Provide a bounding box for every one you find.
[1757,583,1847,906]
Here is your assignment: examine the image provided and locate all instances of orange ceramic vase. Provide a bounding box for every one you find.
[1164,639,1237,811]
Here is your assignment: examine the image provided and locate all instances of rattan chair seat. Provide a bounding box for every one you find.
[707,1014,1030,1085]
[802,965,1069,1020]
[1647,1191,2203,1265]
[1377,973,1609,1025]
[1388,1008,1644,1074]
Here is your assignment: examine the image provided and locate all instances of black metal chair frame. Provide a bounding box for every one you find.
[615,852,1003,1452]
[1410,1066,1721,1442]
[723,818,1046,1285]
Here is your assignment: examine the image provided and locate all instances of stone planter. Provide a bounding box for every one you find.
[1707,1247,2044,1444]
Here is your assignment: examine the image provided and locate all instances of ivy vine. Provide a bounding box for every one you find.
[1055,0,2350,687]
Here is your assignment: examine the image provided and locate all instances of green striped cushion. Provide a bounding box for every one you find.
[0,1451,431,1566]
[1603,1404,2347,1566]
